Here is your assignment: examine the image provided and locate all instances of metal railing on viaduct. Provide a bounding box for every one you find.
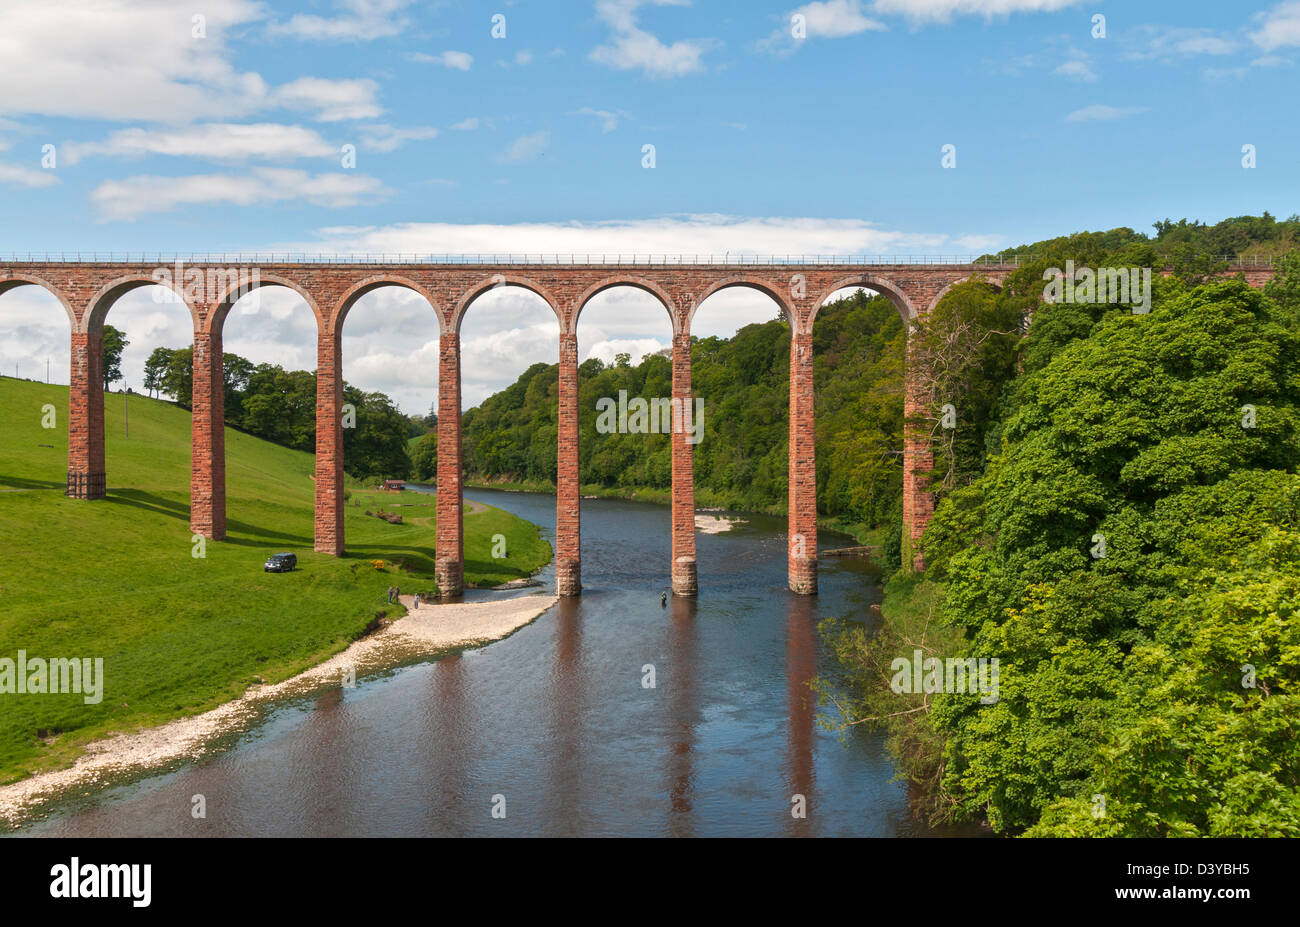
[0,257,1277,596]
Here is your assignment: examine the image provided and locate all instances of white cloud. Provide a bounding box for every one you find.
[498,131,550,163]
[273,77,383,122]
[269,0,417,41]
[795,0,887,37]
[1251,1,1300,50]
[1064,104,1149,123]
[870,0,1081,22]
[590,0,712,78]
[759,1,886,55]
[408,50,474,70]
[0,287,74,386]
[1124,26,1242,61]
[91,168,390,220]
[1052,58,1096,81]
[515,50,535,65]
[0,0,271,122]
[288,214,996,259]
[62,124,337,165]
[0,162,59,189]
[573,108,631,132]
[451,118,481,131]
[358,124,439,152]
[0,2,388,125]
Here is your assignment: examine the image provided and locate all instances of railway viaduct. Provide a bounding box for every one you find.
[0,256,1276,597]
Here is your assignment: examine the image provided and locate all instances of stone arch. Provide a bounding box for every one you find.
[330,275,439,336]
[209,273,325,336]
[926,275,1005,314]
[0,275,78,329]
[454,274,563,334]
[809,274,916,331]
[83,273,198,333]
[688,276,794,333]
[571,276,677,335]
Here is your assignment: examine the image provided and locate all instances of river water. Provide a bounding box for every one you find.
[17,489,953,837]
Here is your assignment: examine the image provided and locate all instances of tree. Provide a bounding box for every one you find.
[158,348,194,407]
[342,386,413,481]
[905,279,1020,493]
[410,429,438,482]
[223,353,254,421]
[916,279,1300,834]
[102,325,128,391]
[142,347,173,398]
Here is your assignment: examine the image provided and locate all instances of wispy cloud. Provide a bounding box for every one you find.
[1052,58,1096,81]
[589,0,713,78]
[63,124,337,165]
[0,162,60,189]
[871,0,1082,23]
[268,0,417,42]
[1123,25,1242,61]
[1251,1,1300,50]
[497,131,550,163]
[91,168,390,220]
[408,50,474,70]
[357,124,439,152]
[572,108,631,133]
[273,77,383,122]
[1065,104,1149,123]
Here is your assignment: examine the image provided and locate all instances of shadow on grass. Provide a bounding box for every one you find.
[222,518,313,547]
[107,489,191,521]
[0,475,66,491]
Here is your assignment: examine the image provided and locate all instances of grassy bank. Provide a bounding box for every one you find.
[0,377,551,784]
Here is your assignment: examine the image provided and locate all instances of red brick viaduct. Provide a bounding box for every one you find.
[0,257,1277,598]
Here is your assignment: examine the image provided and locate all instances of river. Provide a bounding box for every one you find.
[16,488,957,837]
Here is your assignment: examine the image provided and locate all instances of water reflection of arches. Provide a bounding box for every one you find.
[665,594,699,837]
[546,596,584,834]
[421,654,471,834]
[785,593,817,836]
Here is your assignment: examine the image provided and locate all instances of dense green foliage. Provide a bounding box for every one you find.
[924,276,1300,836]
[463,291,909,539]
[828,266,1300,837]
[101,325,127,391]
[821,219,1300,837]
[993,211,1300,271]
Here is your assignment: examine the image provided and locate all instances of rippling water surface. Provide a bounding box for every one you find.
[19,489,959,837]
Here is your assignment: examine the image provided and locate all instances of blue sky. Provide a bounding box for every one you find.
[1,0,1298,412]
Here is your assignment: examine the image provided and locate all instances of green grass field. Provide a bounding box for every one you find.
[0,376,552,784]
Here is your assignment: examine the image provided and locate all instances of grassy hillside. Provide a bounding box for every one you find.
[0,376,551,784]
